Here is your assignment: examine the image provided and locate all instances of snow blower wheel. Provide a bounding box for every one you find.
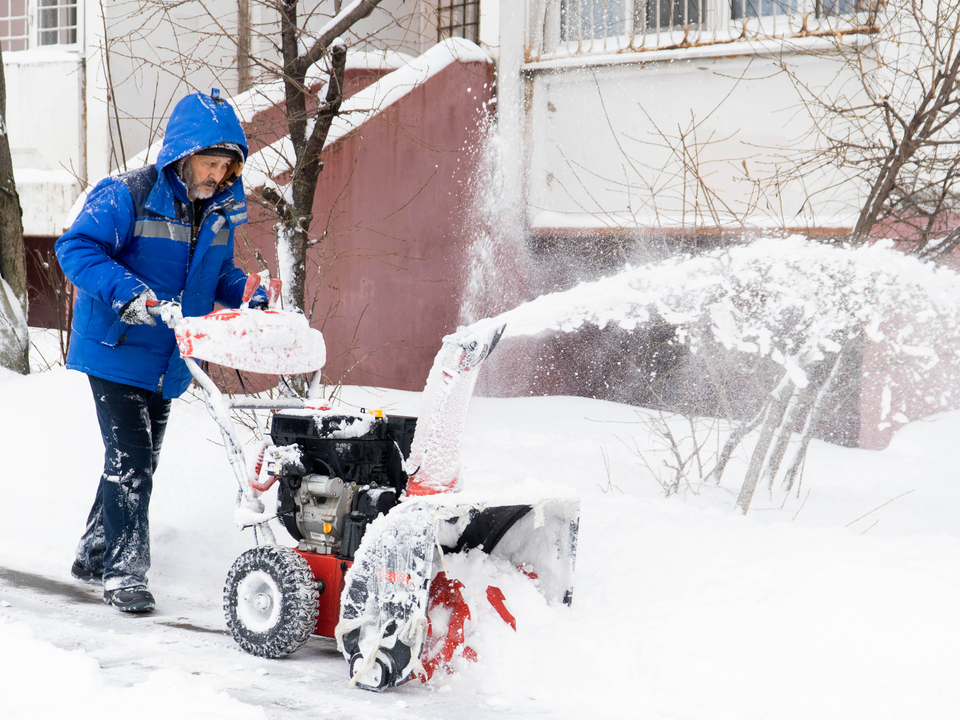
[224,546,319,658]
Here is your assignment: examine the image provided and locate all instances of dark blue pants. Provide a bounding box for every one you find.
[76,376,171,592]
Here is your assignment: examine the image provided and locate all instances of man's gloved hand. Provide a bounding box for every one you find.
[120,289,158,326]
[248,288,269,310]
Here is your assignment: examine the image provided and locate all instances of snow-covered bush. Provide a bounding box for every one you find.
[476,235,960,512]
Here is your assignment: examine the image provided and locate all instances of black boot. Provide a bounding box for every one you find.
[104,586,155,613]
[71,560,103,583]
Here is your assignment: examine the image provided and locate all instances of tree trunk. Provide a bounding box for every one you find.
[736,374,796,514]
[287,45,347,312]
[273,0,383,314]
[781,344,852,493]
[0,43,29,374]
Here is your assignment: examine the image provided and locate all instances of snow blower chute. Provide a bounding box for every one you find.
[153,276,580,691]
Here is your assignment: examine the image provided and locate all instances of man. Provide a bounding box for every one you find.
[56,89,267,613]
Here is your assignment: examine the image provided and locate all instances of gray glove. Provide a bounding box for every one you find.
[120,289,158,326]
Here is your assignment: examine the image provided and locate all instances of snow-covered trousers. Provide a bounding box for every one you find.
[76,376,171,592]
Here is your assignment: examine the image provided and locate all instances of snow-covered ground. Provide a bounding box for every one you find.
[2,329,959,719]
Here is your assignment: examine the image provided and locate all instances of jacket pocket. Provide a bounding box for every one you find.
[98,315,128,347]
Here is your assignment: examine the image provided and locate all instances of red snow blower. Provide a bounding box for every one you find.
[151,275,580,691]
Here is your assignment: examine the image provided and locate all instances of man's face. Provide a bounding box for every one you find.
[182,154,233,200]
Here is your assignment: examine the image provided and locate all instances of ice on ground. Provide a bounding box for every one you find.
[0,618,265,719]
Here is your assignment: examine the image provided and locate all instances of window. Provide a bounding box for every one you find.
[437,0,479,44]
[38,0,76,45]
[815,0,866,18]
[561,0,628,41]
[561,0,701,41]
[0,0,30,52]
[731,0,796,20]
[0,0,78,52]
[641,0,700,30]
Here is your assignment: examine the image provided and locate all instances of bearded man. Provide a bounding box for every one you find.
[56,89,267,613]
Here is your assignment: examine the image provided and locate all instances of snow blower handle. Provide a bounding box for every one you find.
[241,274,261,305]
[268,278,282,309]
[145,299,183,329]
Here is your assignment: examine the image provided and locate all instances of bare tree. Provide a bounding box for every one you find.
[257,1,388,311]
[781,0,960,256]
[98,0,417,314]
[0,44,29,374]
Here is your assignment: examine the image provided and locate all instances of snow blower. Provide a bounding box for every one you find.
[151,275,580,691]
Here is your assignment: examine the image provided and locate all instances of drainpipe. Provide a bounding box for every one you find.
[79,55,87,190]
[237,0,251,93]
[78,0,87,192]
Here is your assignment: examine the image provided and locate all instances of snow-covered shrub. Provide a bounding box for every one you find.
[477,235,960,512]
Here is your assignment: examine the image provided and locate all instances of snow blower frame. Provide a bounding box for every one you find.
[151,275,580,691]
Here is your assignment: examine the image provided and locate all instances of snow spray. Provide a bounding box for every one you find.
[458,119,531,328]
[456,119,544,397]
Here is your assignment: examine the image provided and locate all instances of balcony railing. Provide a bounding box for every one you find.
[526,0,878,61]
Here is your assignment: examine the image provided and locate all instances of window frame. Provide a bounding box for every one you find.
[0,0,32,52]
[437,0,481,44]
[0,0,81,53]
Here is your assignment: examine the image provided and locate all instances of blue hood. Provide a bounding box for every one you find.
[156,89,249,174]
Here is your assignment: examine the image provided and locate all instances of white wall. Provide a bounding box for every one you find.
[5,49,84,235]
[499,4,871,234]
[5,51,82,174]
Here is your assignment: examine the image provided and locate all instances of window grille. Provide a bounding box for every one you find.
[533,0,875,59]
[731,0,796,19]
[641,0,701,29]
[438,0,480,44]
[561,0,627,40]
[815,0,866,18]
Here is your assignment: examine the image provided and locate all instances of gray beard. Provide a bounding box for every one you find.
[181,162,216,200]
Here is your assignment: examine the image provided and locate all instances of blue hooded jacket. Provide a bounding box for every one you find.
[56,90,267,399]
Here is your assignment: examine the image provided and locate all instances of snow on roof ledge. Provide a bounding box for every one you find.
[244,38,493,189]
[231,48,415,126]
